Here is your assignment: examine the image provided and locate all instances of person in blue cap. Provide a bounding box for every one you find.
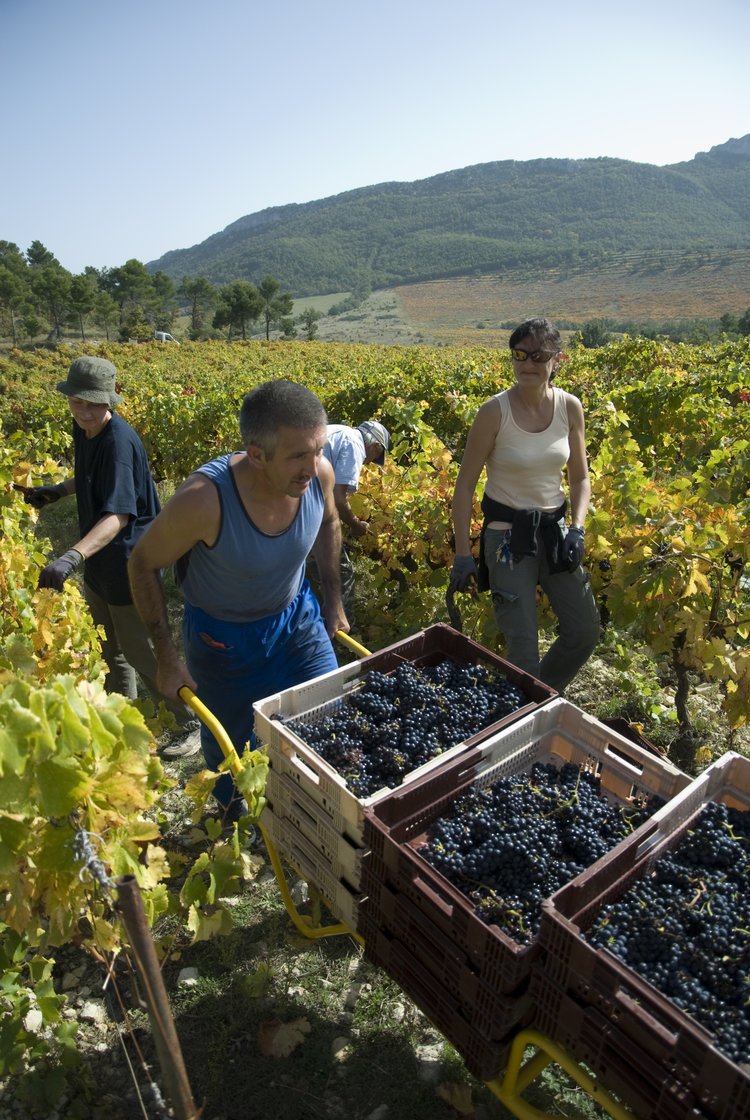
[311,418,390,628]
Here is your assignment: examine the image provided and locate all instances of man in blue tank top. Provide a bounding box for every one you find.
[128,380,347,823]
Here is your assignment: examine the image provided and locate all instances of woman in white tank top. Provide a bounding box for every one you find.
[449,317,600,692]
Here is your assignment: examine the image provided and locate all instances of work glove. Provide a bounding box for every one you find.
[449,554,479,592]
[38,548,84,591]
[564,526,585,572]
[25,482,68,509]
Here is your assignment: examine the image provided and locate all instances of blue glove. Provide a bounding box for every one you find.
[449,555,478,592]
[25,483,68,509]
[39,548,84,591]
[564,526,585,572]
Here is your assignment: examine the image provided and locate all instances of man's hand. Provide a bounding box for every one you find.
[449,554,478,592]
[564,526,585,572]
[24,483,68,509]
[157,656,198,704]
[38,548,84,591]
[324,602,349,641]
[350,517,369,539]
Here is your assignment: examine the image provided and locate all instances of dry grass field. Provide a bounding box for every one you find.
[293,249,750,349]
[7,249,747,353]
[392,249,750,347]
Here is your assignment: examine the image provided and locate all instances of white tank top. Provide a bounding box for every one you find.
[484,387,569,512]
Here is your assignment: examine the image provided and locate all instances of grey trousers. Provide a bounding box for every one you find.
[84,582,192,725]
[484,527,600,692]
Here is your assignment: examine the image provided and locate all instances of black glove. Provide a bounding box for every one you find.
[564,526,585,572]
[449,555,478,592]
[38,548,84,591]
[25,483,68,509]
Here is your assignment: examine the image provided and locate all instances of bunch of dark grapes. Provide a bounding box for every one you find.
[585,799,750,1066]
[416,761,662,947]
[286,659,526,798]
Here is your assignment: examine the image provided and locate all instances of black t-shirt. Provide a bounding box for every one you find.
[73,412,160,605]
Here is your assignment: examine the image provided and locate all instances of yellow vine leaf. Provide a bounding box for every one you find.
[257,1017,311,1058]
[187,901,234,942]
[436,1081,474,1115]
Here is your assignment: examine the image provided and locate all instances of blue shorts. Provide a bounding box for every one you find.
[182,580,338,806]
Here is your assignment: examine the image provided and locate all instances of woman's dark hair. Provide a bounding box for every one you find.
[509,317,562,352]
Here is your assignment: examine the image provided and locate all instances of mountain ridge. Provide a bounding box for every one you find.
[148,135,750,297]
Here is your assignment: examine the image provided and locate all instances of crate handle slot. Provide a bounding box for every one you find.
[278,741,325,790]
[603,742,646,777]
[411,871,458,921]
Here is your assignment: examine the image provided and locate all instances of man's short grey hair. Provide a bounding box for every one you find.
[239,379,327,456]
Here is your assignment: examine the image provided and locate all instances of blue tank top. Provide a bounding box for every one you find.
[178,453,325,622]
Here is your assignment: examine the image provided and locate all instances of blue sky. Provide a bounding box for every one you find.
[2,0,749,275]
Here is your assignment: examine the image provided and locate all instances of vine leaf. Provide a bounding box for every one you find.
[257,1017,311,1058]
[436,1080,474,1115]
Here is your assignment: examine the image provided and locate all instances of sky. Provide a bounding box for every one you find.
[2,0,749,277]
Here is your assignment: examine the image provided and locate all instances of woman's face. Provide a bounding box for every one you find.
[68,396,112,438]
[510,336,559,386]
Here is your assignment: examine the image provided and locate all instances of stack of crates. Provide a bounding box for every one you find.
[360,699,691,1082]
[252,624,556,932]
[533,751,750,1120]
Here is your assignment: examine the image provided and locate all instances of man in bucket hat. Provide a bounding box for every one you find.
[21,355,201,757]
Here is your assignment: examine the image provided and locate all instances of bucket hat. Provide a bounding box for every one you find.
[358,420,390,465]
[57,357,123,407]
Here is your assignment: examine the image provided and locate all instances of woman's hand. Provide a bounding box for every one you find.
[564,526,585,571]
[449,554,479,591]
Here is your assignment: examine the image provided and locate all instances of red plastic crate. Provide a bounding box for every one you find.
[529,969,710,1120]
[254,623,555,846]
[360,878,529,1040]
[365,924,531,1082]
[538,751,750,1120]
[363,698,690,993]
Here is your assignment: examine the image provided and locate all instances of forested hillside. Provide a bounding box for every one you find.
[149,136,750,295]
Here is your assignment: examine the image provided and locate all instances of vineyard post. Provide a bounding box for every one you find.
[115,875,199,1120]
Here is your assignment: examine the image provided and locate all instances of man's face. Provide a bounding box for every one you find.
[258,424,327,497]
[68,396,111,438]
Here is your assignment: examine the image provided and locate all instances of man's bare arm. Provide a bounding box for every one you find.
[333,482,368,537]
[313,460,348,636]
[128,474,219,699]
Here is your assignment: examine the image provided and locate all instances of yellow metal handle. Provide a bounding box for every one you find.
[334,629,371,657]
[178,684,362,944]
[178,685,244,777]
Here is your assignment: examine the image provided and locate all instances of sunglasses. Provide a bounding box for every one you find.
[509,347,558,363]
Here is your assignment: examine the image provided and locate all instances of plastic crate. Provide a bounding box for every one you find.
[362,698,690,994]
[538,751,750,1120]
[260,806,362,932]
[365,924,531,1082]
[360,877,530,1040]
[263,768,365,889]
[529,969,710,1120]
[254,623,556,846]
